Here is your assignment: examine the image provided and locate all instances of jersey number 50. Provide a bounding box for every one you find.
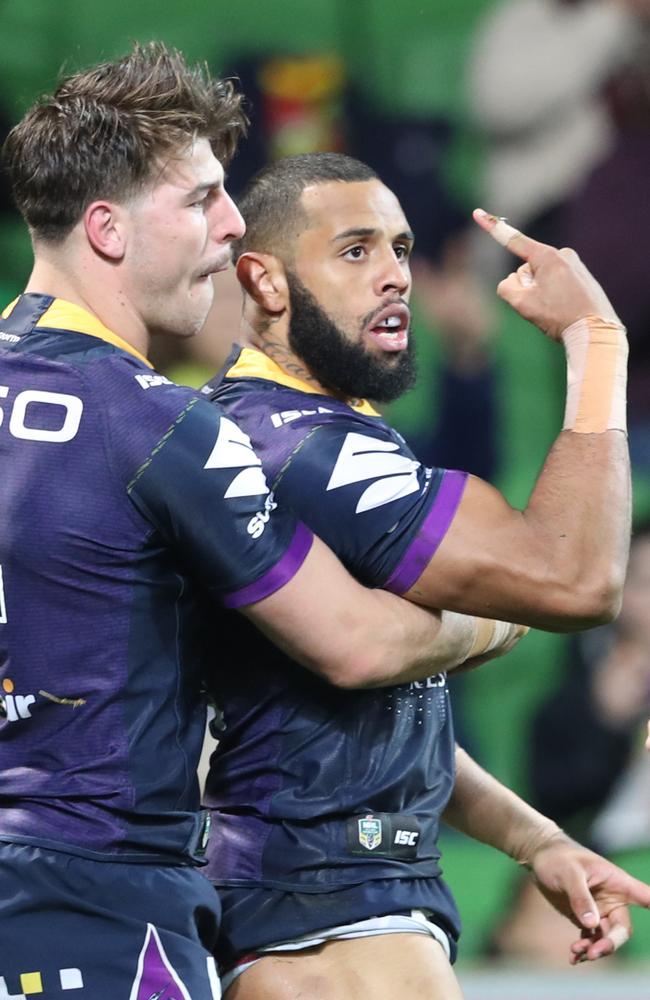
[0,387,83,443]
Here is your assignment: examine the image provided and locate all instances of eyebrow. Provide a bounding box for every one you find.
[331,227,415,243]
[186,178,223,198]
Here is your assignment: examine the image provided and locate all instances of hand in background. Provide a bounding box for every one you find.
[528,831,650,963]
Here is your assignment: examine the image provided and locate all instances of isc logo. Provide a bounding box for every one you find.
[394,829,418,847]
[270,406,333,427]
[135,373,172,390]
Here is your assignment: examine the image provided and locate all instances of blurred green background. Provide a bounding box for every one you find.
[1,0,649,967]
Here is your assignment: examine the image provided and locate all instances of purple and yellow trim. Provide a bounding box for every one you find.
[228,348,378,416]
[2,296,153,368]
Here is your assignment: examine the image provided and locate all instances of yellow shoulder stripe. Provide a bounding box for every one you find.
[3,297,152,368]
[227,347,378,416]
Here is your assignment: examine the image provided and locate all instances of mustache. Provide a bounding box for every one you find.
[360,297,409,330]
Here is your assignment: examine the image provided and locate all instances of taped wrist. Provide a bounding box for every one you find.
[467,617,526,659]
[562,315,628,434]
[438,612,526,666]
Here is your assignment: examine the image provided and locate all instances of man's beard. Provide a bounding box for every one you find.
[286,271,417,403]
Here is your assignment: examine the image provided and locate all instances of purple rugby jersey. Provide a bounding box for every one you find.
[199,347,467,922]
[0,296,311,862]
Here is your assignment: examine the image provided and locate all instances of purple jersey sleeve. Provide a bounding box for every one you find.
[101,363,312,605]
[272,417,467,592]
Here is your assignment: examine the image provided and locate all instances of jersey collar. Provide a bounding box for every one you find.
[227,347,378,416]
[2,296,153,369]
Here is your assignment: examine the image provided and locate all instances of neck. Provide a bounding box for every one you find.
[243,309,344,398]
[26,243,150,359]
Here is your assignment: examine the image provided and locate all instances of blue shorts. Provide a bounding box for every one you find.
[214,876,461,970]
[0,841,221,999]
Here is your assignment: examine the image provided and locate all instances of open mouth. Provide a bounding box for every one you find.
[366,303,410,352]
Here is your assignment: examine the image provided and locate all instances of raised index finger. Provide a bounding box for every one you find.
[472,208,547,263]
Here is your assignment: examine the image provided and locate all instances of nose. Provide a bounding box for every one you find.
[375,249,410,297]
[211,189,246,243]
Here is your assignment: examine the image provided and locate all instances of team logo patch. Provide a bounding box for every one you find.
[358,815,382,851]
[347,813,424,861]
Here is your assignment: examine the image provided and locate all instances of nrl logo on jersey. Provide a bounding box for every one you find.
[327,432,420,513]
[358,815,382,851]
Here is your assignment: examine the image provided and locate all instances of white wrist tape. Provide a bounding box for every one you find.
[438,610,480,667]
[562,316,628,434]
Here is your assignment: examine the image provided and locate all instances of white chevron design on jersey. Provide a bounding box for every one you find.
[204,416,270,499]
[327,432,420,513]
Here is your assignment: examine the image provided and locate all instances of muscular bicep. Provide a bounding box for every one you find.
[405,473,579,629]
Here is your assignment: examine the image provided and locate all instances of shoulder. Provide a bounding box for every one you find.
[87,353,233,482]
[95,353,208,427]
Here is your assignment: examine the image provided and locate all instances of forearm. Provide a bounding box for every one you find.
[245,536,522,688]
[353,607,526,687]
[521,427,631,622]
[504,312,630,623]
[444,746,560,864]
[407,245,632,629]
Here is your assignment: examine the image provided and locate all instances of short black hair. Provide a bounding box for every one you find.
[233,152,377,261]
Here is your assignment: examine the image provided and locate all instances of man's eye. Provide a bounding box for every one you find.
[343,246,365,260]
[394,245,410,260]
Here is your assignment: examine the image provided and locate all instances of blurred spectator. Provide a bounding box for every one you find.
[531,523,650,847]
[468,0,647,257]
[468,0,650,472]
[485,522,650,965]
[407,235,499,483]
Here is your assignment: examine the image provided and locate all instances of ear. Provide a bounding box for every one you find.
[83,201,126,260]
[236,252,289,314]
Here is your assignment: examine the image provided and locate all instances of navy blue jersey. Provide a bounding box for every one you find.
[201,348,467,911]
[0,298,311,863]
